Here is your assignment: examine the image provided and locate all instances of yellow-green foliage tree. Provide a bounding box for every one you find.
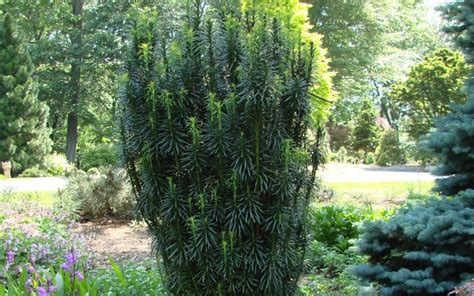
[242,0,334,124]
[390,48,469,140]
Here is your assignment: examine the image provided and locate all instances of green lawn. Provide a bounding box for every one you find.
[329,180,434,194]
[0,191,56,206]
[325,181,435,207]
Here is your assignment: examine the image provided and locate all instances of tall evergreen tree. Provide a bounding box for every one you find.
[119,1,328,294]
[352,99,381,155]
[0,14,51,174]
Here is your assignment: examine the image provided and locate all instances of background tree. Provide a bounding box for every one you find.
[354,1,474,293]
[391,48,469,140]
[375,130,406,166]
[0,14,52,174]
[0,0,165,167]
[119,0,329,294]
[307,0,446,130]
[352,99,381,156]
[307,0,381,96]
[65,0,83,163]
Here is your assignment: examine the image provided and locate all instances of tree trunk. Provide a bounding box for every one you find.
[66,0,83,163]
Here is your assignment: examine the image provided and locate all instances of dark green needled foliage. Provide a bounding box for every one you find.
[118,1,326,295]
[0,13,52,174]
[353,1,474,294]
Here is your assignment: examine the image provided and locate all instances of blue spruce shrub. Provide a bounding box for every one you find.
[426,96,474,195]
[353,190,474,295]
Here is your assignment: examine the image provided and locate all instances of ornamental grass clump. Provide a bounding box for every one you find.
[119,1,329,294]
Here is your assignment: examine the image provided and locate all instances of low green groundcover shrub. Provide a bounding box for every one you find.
[18,166,51,178]
[365,152,376,165]
[353,190,474,295]
[17,153,70,177]
[93,260,165,296]
[301,240,367,295]
[44,153,69,176]
[307,204,393,251]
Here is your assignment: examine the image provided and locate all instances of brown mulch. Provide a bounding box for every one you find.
[74,220,154,265]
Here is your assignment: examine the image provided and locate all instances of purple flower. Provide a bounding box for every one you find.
[25,278,33,292]
[75,271,84,281]
[29,254,36,265]
[61,249,78,271]
[38,286,48,296]
[61,262,71,271]
[48,285,57,294]
[6,250,15,264]
[27,265,36,274]
[66,251,78,265]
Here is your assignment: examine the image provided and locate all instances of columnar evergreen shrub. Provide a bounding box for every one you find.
[337,146,347,163]
[0,14,52,174]
[375,130,406,166]
[119,1,328,295]
[352,99,381,155]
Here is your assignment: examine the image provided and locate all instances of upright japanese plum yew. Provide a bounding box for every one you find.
[119,1,329,295]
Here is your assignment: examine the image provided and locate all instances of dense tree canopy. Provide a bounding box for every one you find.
[391,48,469,140]
[0,0,454,170]
[0,0,162,165]
[308,0,447,126]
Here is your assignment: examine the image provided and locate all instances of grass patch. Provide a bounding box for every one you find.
[0,191,56,207]
[325,181,434,207]
[329,181,434,194]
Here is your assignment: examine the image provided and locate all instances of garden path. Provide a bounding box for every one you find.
[320,163,437,183]
[0,164,438,193]
[0,177,68,192]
